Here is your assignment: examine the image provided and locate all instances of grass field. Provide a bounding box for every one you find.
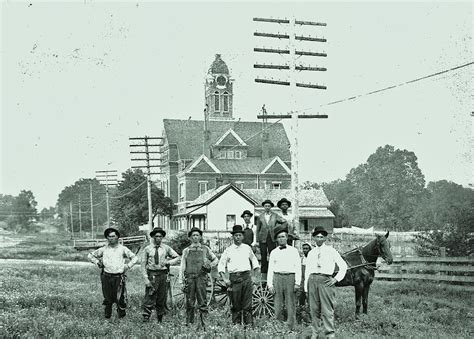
[1,260,472,338]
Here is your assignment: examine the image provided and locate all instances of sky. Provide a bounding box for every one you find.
[1,0,472,209]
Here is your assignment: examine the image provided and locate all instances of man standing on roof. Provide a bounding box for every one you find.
[218,225,260,326]
[179,227,218,330]
[256,199,287,274]
[88,227,138,319]
[141,227,180,323]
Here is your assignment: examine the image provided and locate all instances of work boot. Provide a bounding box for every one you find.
[157,314,163,323]
[104,305,112,319]
[186,310,195,325]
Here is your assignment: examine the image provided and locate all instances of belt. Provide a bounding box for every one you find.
[310,273,331,277]
[102,271,123,277]
[147,269,167,274]
[229,270,250,277]
[275,272,295,276]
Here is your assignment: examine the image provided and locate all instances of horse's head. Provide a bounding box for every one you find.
[376,232,393,264]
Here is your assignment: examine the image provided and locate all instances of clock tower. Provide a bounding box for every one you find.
[205,54,234,120]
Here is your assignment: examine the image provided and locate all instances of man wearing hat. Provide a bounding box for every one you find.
[218,225,260,326]
[141,227,180,323]
[179,227,218,329]
[276,198,296,245]
[240,210,256,248]
[267,228,301,331]
[304,226,347,338]
[88,227,139,319]
[256,200,287,274]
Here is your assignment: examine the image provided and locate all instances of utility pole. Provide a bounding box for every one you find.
[69,201,74,238]
[95,170,118,228]
[78,194,82,237]
[129,136,164,232]
[254,17,329,239]
[90,183,94,238]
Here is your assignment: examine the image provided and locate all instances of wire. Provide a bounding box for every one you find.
[110,180,147,199]
[320,61,473,108]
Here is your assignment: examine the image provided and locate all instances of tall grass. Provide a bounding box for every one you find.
[1,260,472,337]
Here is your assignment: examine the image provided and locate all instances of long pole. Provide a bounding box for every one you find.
[145,137,153,231]
[90,183,94,238]
[105,176,110,228]
[69,201,74,238]
[78,195,82,237]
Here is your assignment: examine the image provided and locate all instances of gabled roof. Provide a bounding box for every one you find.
[163,119,290,161]
[243,188,331,207]
[214,129,247,147]
[261,157,291,174]
[182,157,292,175]
[186,155,221,173]
[187,183,257,208]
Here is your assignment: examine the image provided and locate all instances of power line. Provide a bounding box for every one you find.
[110,180,147,199]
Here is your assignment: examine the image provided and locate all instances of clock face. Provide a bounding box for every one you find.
[216,75,227,86]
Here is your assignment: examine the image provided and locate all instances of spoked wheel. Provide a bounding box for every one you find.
[252,283,274,317]
[210,277,231,309]
[166,273,185,312]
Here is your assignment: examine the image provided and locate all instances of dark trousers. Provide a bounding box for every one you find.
[100,272,127,318]
[274,273,297,330]
[143,271,168,319]
[229,271,253,325]
[259,234,276,274]
[185,273,208,324]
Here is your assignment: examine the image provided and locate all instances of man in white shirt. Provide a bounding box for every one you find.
[88,227,138,319]
[267,229,301,331]
[141,227,180,323]
[218,225,260,326]
[305,226,347,338]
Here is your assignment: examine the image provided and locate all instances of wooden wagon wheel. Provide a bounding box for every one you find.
[166,273,214,313]
[210,277,232,308]
[252,283,274,317]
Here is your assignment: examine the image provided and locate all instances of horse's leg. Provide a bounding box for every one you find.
[362,283,371,314]
[354,283,363,317]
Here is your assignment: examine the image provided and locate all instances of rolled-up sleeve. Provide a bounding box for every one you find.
[218,249,228,274]
[249,247,260,269]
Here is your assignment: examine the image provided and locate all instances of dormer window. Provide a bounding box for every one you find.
[235,150,242,159]
[227,150,234,159]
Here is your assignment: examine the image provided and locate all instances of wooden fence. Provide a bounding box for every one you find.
[376,256,474,286]
[73,235,147,250]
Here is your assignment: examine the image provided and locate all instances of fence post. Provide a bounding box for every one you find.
[440,247,446,257]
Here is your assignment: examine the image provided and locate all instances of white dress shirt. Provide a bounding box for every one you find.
[88,244,138,274]
[267,245,302,289]
[218,243,260,274]
[304,243,347,292]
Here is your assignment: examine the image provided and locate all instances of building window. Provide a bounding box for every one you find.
[179,182,185,202]
[235,150,241,159]
[226,215,236,231]
[214,91,220,111]
[219,150,226,159]
[271,182,281,189]
[198,181,208,196]
[302,219,309,232]
[223,92,229,112]
[235,181,244,189]
[227,150,234,159]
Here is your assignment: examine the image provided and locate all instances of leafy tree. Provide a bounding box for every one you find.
[40,207,56,221]
[7,190,38,232]
[0,194,16,222]
[111,169,175,236]
[56,178,108,234]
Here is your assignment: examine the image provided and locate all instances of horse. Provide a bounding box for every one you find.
[335,232,393,316]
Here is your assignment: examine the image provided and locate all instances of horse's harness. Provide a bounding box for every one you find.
[342,238,382,271]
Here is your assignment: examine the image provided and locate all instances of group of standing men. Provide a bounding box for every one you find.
[88,197,347,337]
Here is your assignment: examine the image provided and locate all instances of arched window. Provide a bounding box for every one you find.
[223,91,229,112]
[214,91,220,111]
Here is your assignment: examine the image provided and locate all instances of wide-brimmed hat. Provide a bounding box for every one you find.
[312,226,328,237]
[104,227,120,238]
[274,226,289,238]
[261,199,274,207]
[230,225,245,235]
[188,227,203,237]
[150,227,166,237]
[277,198,292,209]
[241,210,253,218]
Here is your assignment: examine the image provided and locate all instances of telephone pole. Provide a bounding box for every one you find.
[129,136,164,232]
[95,170,118,228]
[254,17,329,238]
[69,201,74,238]
[78,195,82,237]
[90,183,94,238]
